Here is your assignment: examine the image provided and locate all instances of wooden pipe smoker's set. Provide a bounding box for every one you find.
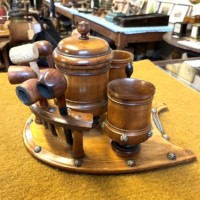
[7,22,196,174]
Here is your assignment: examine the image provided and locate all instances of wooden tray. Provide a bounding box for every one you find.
[23,103,196,174]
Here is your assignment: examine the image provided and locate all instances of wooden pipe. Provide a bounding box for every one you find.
[8,65,48,125]
[37,68,73,145]
[16,78,47,106]
[34,40,55,68]
[37,68,67,114]
[9,44,59,135]
[8,66,37,84]
[16,77,58,133]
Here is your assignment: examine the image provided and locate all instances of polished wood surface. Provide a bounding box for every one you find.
[34,40,55,68]
[30,103,93,131]
[106,78,155,149]
[16,78,44,106]
[8,66,37,84]
[6,24,196,173]
[37,69,67,103]
[7,42,197,173]
[163,32,200,55]
[53,22,113,116]
[109,50,133,82]
[23,102,196,174]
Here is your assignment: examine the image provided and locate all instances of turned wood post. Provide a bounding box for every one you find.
[72,130,84,159]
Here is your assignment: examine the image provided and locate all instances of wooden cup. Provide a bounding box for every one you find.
[105,78,155,156]
[109,50,134,82]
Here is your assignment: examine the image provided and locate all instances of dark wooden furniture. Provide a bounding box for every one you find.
[163,32,200,58]
[0,18,42,71]
[74,15,166,49]
[44,1,171,49]
[113,13,169,27]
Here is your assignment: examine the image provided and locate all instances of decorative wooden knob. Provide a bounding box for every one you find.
[125,63,133,78]
[77,21,90,40]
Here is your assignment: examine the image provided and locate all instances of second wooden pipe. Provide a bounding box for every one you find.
[16,78,48,107]
[34,40,55,68]
[8,44,58,134]
[8,66,37,84]
[15,78,54,129]
[37,68,73,145]
[8,66,44,124]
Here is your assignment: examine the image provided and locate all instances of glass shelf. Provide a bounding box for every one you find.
[154,57,200,92]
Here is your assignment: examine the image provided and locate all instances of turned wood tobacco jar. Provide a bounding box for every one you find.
[53,21,113,117]
[105,78,155,153]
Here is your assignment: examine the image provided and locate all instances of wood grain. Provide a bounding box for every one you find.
[23,103,196,174]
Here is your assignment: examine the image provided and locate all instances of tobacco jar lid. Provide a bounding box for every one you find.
[107,78,155,103]
[53,21,113,66]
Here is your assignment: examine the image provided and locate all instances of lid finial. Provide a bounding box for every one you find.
[77,21,90,40]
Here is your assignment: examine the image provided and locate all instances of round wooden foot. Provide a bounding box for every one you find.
[111,141,141,156]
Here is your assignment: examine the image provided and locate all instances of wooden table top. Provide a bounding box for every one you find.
[163,32,200,55]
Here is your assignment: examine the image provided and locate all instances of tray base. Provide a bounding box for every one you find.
[23,114,196,174]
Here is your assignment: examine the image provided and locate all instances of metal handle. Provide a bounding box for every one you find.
[152,108,165,133]
[152,107,170,140]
